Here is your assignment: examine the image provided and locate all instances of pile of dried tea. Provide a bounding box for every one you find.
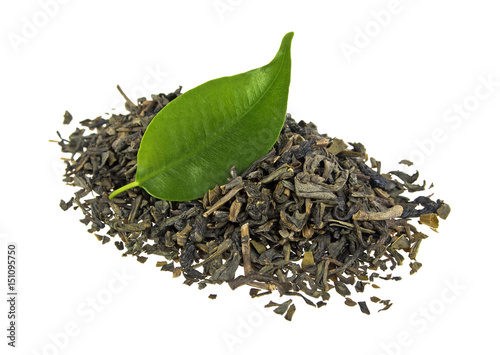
[57,88,450,320]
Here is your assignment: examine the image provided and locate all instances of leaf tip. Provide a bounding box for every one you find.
[281,31,294,48]
[270,32,293,65]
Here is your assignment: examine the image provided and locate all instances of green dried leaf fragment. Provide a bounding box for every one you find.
[284,303,296,321]
[420,213,439,228]
[63,110,73,125]
[410,261,422,275]
[355,281,365,293]
[334,281,351,297]
[317,301,327,308]
[358,301,370,315]
[391,235,411,249]
[437,203,451,220]
[409,239,422,260]
[344,298,357,307]
[272,299,293,315]
[327,138,348,156]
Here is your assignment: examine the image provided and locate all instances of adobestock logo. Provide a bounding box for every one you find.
[212,0,243,21]
[31,267,134,355]
[7,0,72,54]
[397,73,499,168]
[377,277,466,355]
[442,74,499,129]
[51,159,66,182]
[222,298,273,354]
[340,0,415,64]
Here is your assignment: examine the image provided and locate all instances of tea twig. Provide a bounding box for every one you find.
[116,85,138,108]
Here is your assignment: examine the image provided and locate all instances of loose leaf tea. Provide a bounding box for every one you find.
[57,87,450,320]
[110,32,294,201]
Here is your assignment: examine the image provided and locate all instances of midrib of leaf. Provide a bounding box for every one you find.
[139,55,288,186]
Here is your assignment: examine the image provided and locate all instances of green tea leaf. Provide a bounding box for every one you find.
[110,32,293,201]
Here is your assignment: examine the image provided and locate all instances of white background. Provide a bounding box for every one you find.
[1,1,498,354]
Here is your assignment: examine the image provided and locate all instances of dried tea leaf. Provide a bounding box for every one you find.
[249,289,271,298]
[353,205,403,221]
[284,291,316,307]
[390,170,419,184]
[301,251,315,269]
[317,301,327,308]
[249,288,260,298]
[409,239,422,260]
[355,281,365,293]
[391,235,411,249]
[378,300,393,312]
[410,261,422,275]
[334,281,351,297]
[399,159,413,166]
[420,213,439,228]
[344,298,357,307]
[59,198,74,211]
[436,203,451,220]
[250,240,267,254]
[358,301,370,315]
[327,138,348,156]
[172,267,182,278]
[63,110,73,125]
[273,299,293,315]
[284,303,296,321]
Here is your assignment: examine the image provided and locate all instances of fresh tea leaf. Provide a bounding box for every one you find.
[110,32,294,201]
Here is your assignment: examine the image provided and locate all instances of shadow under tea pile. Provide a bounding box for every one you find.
[58,88,450,320]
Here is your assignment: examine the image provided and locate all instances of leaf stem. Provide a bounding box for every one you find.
[109,181,139,199]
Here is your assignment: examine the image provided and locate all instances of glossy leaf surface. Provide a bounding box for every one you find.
[110,32,293,201]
